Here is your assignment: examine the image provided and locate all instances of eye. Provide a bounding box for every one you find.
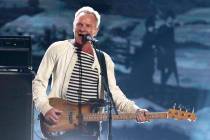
[86,24,92,28]
[76,23,82,27]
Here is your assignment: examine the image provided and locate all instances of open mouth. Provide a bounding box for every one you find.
[78,34,83,37]
[77,34,89,43]
[78,34,89,37]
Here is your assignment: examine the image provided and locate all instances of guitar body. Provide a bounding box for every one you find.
[40,97,197,138]
[40,98,99,138]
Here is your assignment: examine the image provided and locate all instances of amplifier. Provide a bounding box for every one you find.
[0,36,32,70]
[0,71,34,140]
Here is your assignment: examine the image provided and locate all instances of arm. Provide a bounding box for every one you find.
[32,44,56,116]
[104,53,142,113]
[104,54,149,122]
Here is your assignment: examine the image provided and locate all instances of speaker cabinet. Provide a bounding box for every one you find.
[0,36,32,70]
[0,71,33,140]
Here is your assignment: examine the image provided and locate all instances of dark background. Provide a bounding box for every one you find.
[0,0,210,140]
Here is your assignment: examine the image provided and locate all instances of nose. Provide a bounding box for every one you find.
[79,25,87,33]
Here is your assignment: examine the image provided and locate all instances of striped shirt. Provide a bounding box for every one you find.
[65,47,99,103]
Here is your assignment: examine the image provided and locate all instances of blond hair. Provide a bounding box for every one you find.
[74,6,101,28]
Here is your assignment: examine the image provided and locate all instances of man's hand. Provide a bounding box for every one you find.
[136,109,150,123]
[44,108,63,125]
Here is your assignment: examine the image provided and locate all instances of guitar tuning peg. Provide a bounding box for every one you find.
[184,107,188,112]
[173,103,176,109]
[178,104,182,110]
[192,107,194,113]
[182,106,187,112]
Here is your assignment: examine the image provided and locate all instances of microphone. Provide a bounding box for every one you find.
[82,34,98,43]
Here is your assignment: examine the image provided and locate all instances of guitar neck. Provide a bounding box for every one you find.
[83,112,168,122]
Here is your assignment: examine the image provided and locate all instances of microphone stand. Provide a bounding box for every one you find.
[92,41,118,140]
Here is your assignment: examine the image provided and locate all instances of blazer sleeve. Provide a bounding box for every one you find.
[32,43,57,115]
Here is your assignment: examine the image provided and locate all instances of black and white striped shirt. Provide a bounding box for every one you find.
[65,48,98,103]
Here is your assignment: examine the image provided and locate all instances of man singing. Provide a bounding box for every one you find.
[33,6,149,140]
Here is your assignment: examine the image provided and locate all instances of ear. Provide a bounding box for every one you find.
[93,27,99,37]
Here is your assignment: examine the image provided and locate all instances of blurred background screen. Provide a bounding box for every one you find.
[0,0,209,140]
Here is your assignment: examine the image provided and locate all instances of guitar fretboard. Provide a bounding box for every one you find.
[83,112,168,122]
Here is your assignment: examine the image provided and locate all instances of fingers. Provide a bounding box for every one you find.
[44,108,63,125]
[136,111,146,122]
[49,115,59,124]
[136,109,150,123]
[54,108,63,116]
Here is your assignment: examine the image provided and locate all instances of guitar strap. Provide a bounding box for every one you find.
[77,48,83,127]
[95,49,109,100]
[95,48,118,115]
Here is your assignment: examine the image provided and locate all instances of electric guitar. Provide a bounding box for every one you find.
[40,98,197,138]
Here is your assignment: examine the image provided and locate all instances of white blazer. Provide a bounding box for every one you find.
[32,40,140,115]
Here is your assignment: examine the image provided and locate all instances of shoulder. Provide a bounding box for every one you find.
[45,39,74,56]
[43,39,74,61]
[97,50,114,65]
[48,39,73,52]
[96,49,111,60]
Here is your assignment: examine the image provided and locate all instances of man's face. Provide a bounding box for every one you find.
[73,12,98,45]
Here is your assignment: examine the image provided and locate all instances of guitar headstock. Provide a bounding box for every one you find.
[167,108,197,122]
